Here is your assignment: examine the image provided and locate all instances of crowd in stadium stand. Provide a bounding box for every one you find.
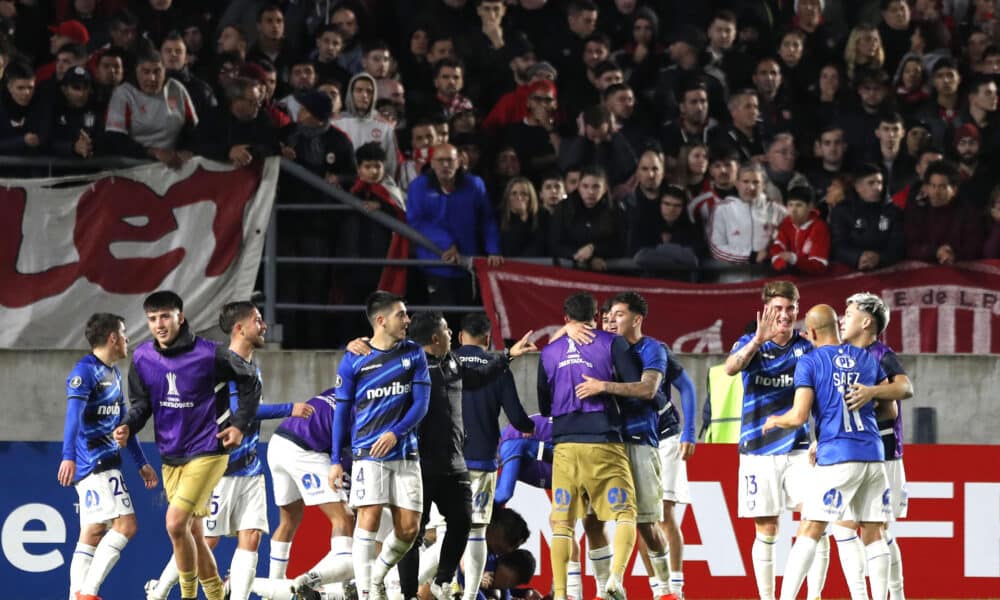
[4,1,1000,294]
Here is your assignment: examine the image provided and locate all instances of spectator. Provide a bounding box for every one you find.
[689,145,740,237]
[769,186,831,274]
[894,54,930,117]
[844,24,885,83]
[246,4,293,93]
[869,111,915,195]
[604,82,652,155]
[915,57,962,147]
[539,171,568,215]
[951,74,999,154]
[879,0,915,76]
[134,0,184,46]
[763,132,809,204]
[105,9,139,54]
[276,57,317,121]
[45,20,90,74]
[180,18,207,70]
[499,177,547,257]
[191,77,279,166]
[625,148,666,252]
[500,79,559,182]
[557,104,637,192]
[286,90,357,185]
[904,159,984,263]
[91,46,124,114]
[538,0,599,89]
[37,42,88,90]
[659,76,715,159]
[632,184,705,271]
[161,32,217,118]
[795,0,840,74]
[806,124,850,214]
[376,78,406,126]
[676,142,711,198]
[424,58,474,120]
[953,122,984,184]
[550,164,624,271]
[216,24,247,60]
[610,7,665,97]
[482,60,556,134]
[0,60,48,156]
[807,62,849,131]
[50,66,101,158]
[399,115,438,190]
[331,4,363,75]
[560,35,615,121]
[709,89,765,164]
[334,72,401,179]
[102,48,197,168]
[842,68,893,157]
[312,24,349,88]
[776,28,811,101]
[708,163,787,266]
[830,163,905,271]
[984,185,1000,258]
[360,39,392,80]
[407,143,502,304]
[891,144,944,210]
[242,60,293,132]
[752,56,796,137]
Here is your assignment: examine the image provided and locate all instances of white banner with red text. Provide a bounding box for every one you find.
[287,445,1000,598]
[475,259,1000,354]
[0,157,278,348]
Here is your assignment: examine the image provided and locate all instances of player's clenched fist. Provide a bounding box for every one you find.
[113,424,130,448]
[328,463,344,491]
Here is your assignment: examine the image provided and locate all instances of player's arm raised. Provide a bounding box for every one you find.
[724,305,778,376]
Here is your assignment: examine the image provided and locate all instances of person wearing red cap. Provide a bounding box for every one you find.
[954,122,981,181]
[49,19,90,54]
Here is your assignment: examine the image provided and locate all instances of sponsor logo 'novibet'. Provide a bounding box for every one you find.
[365,381,411,400]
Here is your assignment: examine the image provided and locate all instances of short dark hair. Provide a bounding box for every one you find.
[222,23,248,41]
[582,104,612,128]
[787,186,815,204]
[256,3,283,21]
[161,30,185,47]
[967,73,996,96]
[408,311,445,346]
[609,291,648,317]
[923,159,959,186]
[460,312,492,338]
[877,110,904,126]
[498,550,536,585]
[489,507,530,547]
[109,8,138,29]
[135,48,163,66]
[316,24,342,39]
[85,313,125,348]
[433,57,463,78]
[592,60,620,79]
[709,145,740,164]
[580,163,608,183]
[57,43,88,60]
[854,162,883,179]
[564,292,597,322]
[5,59,34,82]
[366,290,403,324]
[603,82,630,100]
[356,141,386,163]
[583,32,612,49]
[143,290,184,313]
[711,9,738,24]
[568,0,598,15]
[660,184,688,204]
[219,301,258,335]
[362,39,390,56]
[225,77,258,102]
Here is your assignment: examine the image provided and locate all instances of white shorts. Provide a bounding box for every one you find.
[350,459,422,513]
[658,435,691,504]
[469,470,497,526]
[627,444,663,523]
[76,468,135,526]
[268,435,346,507]
[885,459,908,519]
[737,451,810,518]
[204,474,269,537]
[802,462,891,523]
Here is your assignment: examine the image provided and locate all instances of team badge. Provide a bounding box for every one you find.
[833,353,856,369]
[326,152,336,164]
[794,348,803,357]
[335,375,343,388]
[70,376,83,388]
[371,128,382,139]
[402,357,411,369]
[878,216,890,231]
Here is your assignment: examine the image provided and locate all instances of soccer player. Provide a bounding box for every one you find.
[329,291,431,600]
[574,292,674,600]
[538,292,638,600]
[144,302,314,600]
[723,281,814,600]
[494,414,553,506]
[839,292,914,600]
[250,386,352,600]
[59,313,158,600]
[113,291,262,600]
[763,304,892,600]
[455,312,535,600]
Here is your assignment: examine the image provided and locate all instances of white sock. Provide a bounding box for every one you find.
[751,534,777,600]
[832,525,867,600]
[566,561,583,600]
[418,535,443,585]
[80,530,128,595]
[354,527,377,597]
[228,548,258,600]
[301,536,354,585]
[778,536,818,600]
[866,538,891,600]
[588,545,613,600]
[461,526,488,600]
[151,555,179,599]
[251,578,297,600]
[371,531,414,583]
[70,543,95,599]
[806,534,830,600]
[269,540,292,580]
[649,551,671,596]
[669,572,684,596]
[885,530,905,600]
[647,576,661,598]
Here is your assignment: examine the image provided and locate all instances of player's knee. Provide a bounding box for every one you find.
[113,515,138,539]
[165,511,192,538]
[238,529,262,550]
[754,517,778,536]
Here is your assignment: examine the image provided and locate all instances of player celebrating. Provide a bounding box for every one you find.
[114,291,262,600]
[723,281,814,600]
[330,291,431,600]
[60,313,158,600]
[764,304,892,600]
[538,292,639,600]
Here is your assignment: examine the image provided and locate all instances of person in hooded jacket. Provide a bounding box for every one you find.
[50,66,102,158]
[333,71,401,179]
[550,164,625,271]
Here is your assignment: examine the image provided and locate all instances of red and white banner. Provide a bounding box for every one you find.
[476,259,1000,354]
[287,445,1000,598]
[0,157,278,348]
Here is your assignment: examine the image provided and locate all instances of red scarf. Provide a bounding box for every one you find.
[350,179,410,295]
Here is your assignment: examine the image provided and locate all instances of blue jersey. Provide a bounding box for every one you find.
[794,344,886,465]
[732,331,813,455]
[63,354,147,481]
[333,340,431,463]
[657,354,698,443]
[223,357,293,477]
[620,336,667,447]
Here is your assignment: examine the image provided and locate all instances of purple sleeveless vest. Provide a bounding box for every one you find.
[540,330,617,417]
[868,341,904,459]
[132,338,223,461]
[276,390,336,454]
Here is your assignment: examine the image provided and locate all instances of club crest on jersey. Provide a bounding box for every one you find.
[335,375,343,388]
[834,354,856,369]
[402,357,411,369]
[166,372,180,399]
[794,348,804,357]
[70,376,83,388]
